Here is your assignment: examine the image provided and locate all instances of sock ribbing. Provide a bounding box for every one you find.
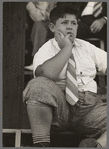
[32,134,50,144]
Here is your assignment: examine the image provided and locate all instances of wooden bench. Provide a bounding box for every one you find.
[3,129,84,147]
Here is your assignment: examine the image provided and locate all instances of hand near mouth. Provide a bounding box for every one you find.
[55,30,73,49]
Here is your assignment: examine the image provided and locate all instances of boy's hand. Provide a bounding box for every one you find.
[55,31,73,49]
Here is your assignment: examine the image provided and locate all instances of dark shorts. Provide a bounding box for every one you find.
[23,76,107,138]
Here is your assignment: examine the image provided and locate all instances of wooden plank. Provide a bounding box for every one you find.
[3,129,17,133]
[21,129,31,133]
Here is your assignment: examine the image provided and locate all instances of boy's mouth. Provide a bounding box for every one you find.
[67,32,73,36]
[67,32,74,38]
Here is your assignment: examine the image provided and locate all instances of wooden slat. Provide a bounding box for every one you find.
[3,129,17,133]
[15,130,21,147]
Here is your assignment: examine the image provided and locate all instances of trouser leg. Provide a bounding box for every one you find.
[69,91,107,138]
[23,77,70,144]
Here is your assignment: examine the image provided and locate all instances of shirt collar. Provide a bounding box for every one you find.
[52,37,82,50]
[74,38,83,47]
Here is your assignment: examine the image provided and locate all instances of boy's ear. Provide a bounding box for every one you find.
[48,22,55,33]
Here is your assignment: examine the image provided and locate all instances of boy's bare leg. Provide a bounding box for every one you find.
[27,102,53,146]
[97,131,107,148]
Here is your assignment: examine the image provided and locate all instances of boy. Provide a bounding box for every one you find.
[23,4,107,147]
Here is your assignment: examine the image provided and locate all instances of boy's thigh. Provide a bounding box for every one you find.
[24,76,65,104]
[70,91,107,136]
[70,91,98,122]
[81,99,107,132]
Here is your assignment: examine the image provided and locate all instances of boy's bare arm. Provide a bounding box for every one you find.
[35,31,73,81]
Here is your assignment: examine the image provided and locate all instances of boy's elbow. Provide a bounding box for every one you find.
[35,65,44,77]
[35,66,58,81]
[42,71,58,81]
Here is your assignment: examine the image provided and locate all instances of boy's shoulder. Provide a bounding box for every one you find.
[40,38,60,52]
[75,38,95,52]
[41,38,55,48]
[38,38,60,55]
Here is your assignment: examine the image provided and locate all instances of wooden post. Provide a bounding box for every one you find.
[3,2,26,129]
[15,130,21,147]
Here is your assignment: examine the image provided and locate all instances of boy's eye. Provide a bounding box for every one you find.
[61,22,68,24]
[61,21,77,26]
[72,22,77,25]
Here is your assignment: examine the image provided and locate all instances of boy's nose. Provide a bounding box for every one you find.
[66,26,73,30]
[66,24,73,30]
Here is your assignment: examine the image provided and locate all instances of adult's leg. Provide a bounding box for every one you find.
[31,21,50,57]
[23,77,70,146]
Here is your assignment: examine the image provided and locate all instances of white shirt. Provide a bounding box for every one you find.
[33,38,107,93]
[81,2,102,17]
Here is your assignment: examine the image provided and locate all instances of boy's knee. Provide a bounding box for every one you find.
[23,76,56,103]
[24,76,53,90]
[31,76,55,88]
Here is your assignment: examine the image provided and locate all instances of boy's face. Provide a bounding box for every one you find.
[50,14,78,43]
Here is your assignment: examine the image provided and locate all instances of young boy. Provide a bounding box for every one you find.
[23,4,107,147]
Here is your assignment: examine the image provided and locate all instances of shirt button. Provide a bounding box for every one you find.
[80,72,82,74]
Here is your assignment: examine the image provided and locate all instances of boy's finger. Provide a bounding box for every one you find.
[55,32,61,41]
[55,31,60,37]
[66,34,71,38]
[56,30,64,38]
[58,31,64,38]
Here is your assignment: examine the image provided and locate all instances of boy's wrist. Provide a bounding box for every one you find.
[64,42,73,49]
[63,45,72,53]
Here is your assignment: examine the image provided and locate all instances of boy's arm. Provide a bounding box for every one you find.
[35,32,73,81]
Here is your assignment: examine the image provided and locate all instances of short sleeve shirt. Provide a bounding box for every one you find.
[33,38,107,92]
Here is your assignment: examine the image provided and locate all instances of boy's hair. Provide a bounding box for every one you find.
[50,4,80,24]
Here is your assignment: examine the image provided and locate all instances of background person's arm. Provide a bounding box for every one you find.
[26,2,49,22]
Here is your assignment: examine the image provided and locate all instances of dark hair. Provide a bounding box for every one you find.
[50,4,80,24]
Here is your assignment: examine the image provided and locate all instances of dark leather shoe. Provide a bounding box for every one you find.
[32,142,50,147]
[79,138,102,148]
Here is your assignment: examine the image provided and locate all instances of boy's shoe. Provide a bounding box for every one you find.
[79,138,102,148]
[32,142,50,147]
